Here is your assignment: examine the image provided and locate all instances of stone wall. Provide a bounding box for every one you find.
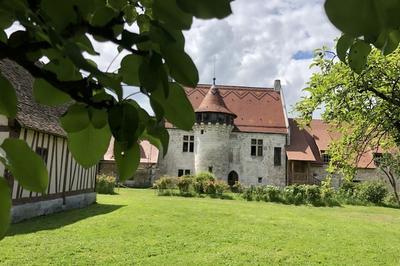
[11,192,96,223]
[158,127,287,186]
[98,160,157,188]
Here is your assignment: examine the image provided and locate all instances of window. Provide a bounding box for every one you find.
[258,177,263,183]
[274,147,282,166]
[373,153,383,166]
[208,166,213,173]
[321,150,331,163]
[251,139,263,156]
[36,147,48,162]
[201,130,204,134]
[183,135,194,152]
[178,169,191,176]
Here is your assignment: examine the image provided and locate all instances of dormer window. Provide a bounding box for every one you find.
[321,150,331,163]
[373,153,383,166]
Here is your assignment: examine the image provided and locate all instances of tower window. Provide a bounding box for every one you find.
[251,139,263,156]
[274,147,282,166]
[201,130,204,134]
[258,177,263,183]
[208,166,213,173]
[183,135,194,152]
[178,169,191,177]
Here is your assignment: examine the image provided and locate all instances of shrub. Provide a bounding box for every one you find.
[231,181,244,193]
[177,175,195,196]
[242,186,255,201]
[96,175,116,194]
[355,181,388,204]
[321,177,340,206]
[195,172,215,194]
[204,180,216,195]
[264,185,282,202]
[153,176,178,195]
[305,185,321,206]
[283,185,306,205]
[215,180,229,196]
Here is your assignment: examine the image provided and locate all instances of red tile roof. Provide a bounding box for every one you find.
[174,84,288,134]
[287,119,378,169]
[195,85,236,117]
[104,139,159,165]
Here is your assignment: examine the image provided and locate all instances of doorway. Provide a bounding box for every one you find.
[228,171,239,187]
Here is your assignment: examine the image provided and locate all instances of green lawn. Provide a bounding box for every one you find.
[1,189,400,265]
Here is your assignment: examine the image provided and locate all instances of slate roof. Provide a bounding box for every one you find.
[0,59,67,137]
[179,84,288,134]
[287,119,378,169]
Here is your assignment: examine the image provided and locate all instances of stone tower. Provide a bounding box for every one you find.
[193,85,236,180]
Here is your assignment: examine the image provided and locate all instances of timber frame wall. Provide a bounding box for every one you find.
[3,120,97,205]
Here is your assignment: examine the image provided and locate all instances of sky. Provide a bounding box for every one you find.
[7,0,340,117]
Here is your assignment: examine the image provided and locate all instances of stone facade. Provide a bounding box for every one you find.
[158,125,288,186]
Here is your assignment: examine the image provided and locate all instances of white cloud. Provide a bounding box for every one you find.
[184,0,340,118]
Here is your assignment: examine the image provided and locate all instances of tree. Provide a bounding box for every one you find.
[295,46,400,183]
[0,0,233,239]
[374,153,400,206]
[324,0,400,73]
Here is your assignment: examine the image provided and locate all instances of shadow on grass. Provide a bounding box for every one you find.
[7,203,125,237]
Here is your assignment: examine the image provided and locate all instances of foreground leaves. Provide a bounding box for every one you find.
[0,177,11,240]
[114,141,140,181]
[0,72,17,118]
[67,124,112,168]
[1,139,48,192]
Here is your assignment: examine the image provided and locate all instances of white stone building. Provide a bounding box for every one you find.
[158,81,290,186]
[158,82,386,187]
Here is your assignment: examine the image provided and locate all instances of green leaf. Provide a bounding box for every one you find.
[33,78,72,106]
[44,58,82,81]
[0,177,11,240]
[89,107,108,129]
[108,103,139,148]
[176,0,232,19]
[151,82,195,130]
[0,72,17,118]
[68,124,111,168]
[1,138,49,192]
[142,123,169,157]
[60,104,90,133]
[324,0,380,37]
[40,0,77,31]
[153,0,192,30]
[123,4,138,25]
[336,34,354,63]
[120,54,141,86]
[91,6,116,27]
[161,45,199,87]
[348,40,371,74]
[382,30,400,56]
[114,140,140,181]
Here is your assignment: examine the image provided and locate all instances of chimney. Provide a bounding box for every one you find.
[274,79,281,91]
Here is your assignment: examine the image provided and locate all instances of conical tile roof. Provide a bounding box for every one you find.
[195,85,236,117]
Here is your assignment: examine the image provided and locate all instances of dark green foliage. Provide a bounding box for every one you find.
[0,0,233,238]
[0,178,11,240]
[355,181,388,205]
[194,171,215,194]
[96,175,116,195]
[177,175,196,196]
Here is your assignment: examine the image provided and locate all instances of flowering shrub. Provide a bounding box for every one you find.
[96,175,116,195]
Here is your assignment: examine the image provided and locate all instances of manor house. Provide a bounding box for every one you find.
[158,81,384,187]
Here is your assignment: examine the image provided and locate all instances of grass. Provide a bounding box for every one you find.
[1,189,400,265]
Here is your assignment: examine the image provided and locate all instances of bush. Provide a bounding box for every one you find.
[153,176,178,195]
[305,185,322,206]
[242,186,255,201]
[355,181,388,205]
[231,181,244,193]
[283,185,306,205]
[321,177,340,206]
[177,175,195,196]
[215,180,229,196]
[194,172,215,194]
[96,175,116,194]
[264,185,282,202]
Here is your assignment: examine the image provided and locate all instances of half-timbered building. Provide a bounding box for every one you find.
[0,60,96,223]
